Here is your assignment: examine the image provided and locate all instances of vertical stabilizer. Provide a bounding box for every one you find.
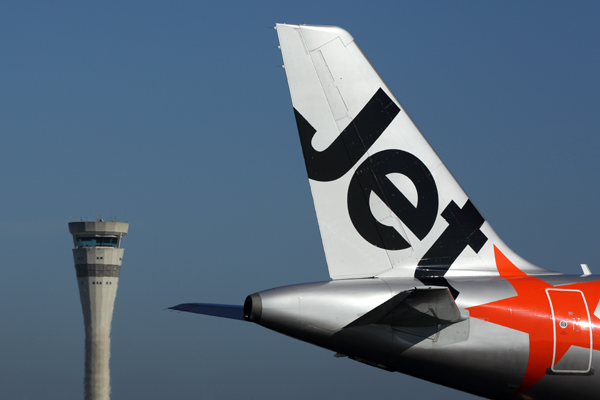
[276,24,551,280]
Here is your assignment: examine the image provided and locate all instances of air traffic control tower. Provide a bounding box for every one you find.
[69,221,129,400]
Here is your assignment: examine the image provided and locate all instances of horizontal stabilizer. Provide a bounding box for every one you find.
[345,287,463,328]
[169,303,244,320]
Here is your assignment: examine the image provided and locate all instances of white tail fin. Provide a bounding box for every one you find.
[276,24,550,280]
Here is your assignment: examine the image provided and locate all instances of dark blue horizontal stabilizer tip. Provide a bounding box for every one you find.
[169,303,244,320]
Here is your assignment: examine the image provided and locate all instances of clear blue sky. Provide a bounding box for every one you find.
[1,1,599,399]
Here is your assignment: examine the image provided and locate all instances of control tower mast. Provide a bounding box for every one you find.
[69,221,129,400]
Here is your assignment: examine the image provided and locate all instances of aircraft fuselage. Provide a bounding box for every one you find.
[245,271,600,400]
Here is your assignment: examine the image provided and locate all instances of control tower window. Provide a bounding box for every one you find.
[77,236,118,248]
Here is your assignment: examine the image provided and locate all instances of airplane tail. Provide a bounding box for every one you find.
[276,24,551,280]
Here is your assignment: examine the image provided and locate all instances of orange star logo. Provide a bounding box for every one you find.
[467,246,600,396]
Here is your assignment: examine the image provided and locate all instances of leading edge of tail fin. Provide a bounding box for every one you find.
[276,24,552,280]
